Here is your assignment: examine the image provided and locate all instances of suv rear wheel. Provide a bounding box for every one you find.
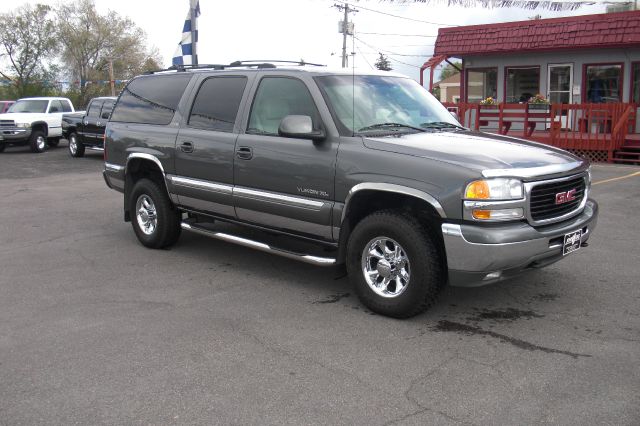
[130,178,181,249]
[346,210,445,318]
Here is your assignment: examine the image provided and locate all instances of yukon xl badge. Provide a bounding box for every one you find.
[297,187,329,197]
[555,189,577,205]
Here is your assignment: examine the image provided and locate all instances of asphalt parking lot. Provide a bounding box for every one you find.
[1,142,639,425]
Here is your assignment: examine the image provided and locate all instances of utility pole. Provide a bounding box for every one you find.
[108,59,115,97]
[334,3,357,68]
[190,1,198,66]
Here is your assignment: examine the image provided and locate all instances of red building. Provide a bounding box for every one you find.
[422,10,640,164]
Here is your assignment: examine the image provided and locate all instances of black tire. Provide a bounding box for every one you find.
[68,133,85,157]
[47,137,60,147]
[130,178,181,249]
[29,130,47,153]
[0,143,5,153]
[346,210,445,318]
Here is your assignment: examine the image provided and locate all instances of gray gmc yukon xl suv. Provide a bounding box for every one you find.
[103,64,598,318]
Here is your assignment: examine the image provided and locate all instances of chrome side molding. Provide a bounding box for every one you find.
[180,222,336,266]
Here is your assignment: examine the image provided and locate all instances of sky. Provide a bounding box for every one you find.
[0,0,608,83]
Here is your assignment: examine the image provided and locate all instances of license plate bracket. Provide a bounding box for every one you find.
[563,229,582,256]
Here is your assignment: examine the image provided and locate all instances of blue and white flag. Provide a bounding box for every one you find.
[172,0,201,66]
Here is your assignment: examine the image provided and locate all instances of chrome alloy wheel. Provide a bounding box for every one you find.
[69,135,77,155]
[36,135,46,151]
[136,194,158,235]
[361,237,411,298]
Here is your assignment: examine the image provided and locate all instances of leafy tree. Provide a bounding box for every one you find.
[375,53,393,71]
[381,1,587,11]
[56,0,161,106]
[0,4,59,98]
[439,61,461,81]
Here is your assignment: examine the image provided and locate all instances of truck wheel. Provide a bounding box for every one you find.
[30,130,47,153]
[0,143,5,153]
[130,178,181,249]
[68,133,85,157]
[47,138,60,147]
[346,210,445,318]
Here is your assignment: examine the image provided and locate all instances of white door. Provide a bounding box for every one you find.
[547,64,573,129]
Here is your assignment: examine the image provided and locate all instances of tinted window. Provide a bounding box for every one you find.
[248,77,319,135]
[8,100,48,113]
[110,74,191,125]
[61,100,73,112]
[87,100,103,117]
[100,100,115,120]
[49,100,64,113]
[188,76,247,132]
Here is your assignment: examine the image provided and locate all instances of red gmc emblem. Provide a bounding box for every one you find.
[555,189,577,204]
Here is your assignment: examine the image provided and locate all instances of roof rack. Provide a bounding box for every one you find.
[145,60,326,75]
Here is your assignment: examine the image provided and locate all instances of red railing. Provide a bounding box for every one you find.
[442,102,638,161]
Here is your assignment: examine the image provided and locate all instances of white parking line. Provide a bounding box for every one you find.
[593,171,640,186]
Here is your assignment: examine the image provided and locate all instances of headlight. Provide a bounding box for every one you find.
[464,178,523,200]
[15,122,31,129]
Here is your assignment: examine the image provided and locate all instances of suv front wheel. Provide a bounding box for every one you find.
[130,178,181,249]
[346,210,445,318]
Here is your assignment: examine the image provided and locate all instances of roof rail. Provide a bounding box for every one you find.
[229,60,326,67]
[144,60,326,75]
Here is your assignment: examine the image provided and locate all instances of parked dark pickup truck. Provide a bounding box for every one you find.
[62,96,116,157]
[103,65,598,318]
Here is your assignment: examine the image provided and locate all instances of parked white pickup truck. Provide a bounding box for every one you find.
[0,97,75,153]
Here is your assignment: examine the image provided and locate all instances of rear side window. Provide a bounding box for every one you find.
[247,77,320,135]
[49,100,64,113]
[61,100,73,112]
[87,100,103,117]
[188,76,247,132]
[101,100,115,120]
[110,74,191,125]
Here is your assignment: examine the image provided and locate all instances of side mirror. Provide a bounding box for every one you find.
[101,112,110,120]
[278,115,325,141]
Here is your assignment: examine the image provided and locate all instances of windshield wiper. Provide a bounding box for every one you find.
[357,122,426,133]
[420,121,466,130]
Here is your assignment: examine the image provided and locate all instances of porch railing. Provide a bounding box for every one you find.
[442,102,637,161]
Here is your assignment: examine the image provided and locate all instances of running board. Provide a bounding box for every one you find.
[180,222,336,266]
[87,147,104,152]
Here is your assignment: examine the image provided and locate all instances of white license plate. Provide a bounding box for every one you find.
[563,229,582,256]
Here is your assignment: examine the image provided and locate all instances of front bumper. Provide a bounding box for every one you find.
[0,128,32,144]
[442,199,598,287]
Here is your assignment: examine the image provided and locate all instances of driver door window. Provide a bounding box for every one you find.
[247,77,320,136]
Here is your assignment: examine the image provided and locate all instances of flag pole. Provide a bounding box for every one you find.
[190,1,198,66]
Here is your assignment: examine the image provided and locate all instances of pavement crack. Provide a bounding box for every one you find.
[431,320,591,359]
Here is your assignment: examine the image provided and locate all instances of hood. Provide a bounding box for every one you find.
[0,112,48,122]
[363,130,587,179]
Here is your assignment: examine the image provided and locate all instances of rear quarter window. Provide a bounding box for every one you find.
[110,74,192,125]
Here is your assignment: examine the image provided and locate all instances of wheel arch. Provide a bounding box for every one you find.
[31,121,48,136]
[124,154,171,222]
[337,184,447,264]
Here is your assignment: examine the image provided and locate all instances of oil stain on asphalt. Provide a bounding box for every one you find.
[431,320,591,359]
[313,293,351,304]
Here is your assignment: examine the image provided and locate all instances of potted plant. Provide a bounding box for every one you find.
[528,94,550,110]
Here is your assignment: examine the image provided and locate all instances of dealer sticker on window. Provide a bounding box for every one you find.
[563,230,582,256]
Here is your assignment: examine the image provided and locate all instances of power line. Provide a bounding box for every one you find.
[354,36,427,69]
[354,42,375,70]
[357,31,438,38]
[334,1,458,26]
[354,35,433,58]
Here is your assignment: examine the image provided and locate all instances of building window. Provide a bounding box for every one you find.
[584,64,622,103]
[632,62,640,104]
[466,68,497,103]
[505,67,540,103]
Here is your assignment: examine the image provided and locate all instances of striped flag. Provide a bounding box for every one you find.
[172,0,201,66]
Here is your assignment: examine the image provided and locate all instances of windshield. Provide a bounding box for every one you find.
[7,100,49,113]
[316,75,461,135]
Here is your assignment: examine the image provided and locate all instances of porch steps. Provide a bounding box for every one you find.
[613,146,640,165]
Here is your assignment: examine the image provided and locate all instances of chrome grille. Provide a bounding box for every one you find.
[0,120,15,128]
[529,176,586,222]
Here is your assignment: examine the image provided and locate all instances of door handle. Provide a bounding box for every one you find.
[180,141,194,153]
[236,146,253,160]
[97,121,101,126]
[83,120,88,125]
